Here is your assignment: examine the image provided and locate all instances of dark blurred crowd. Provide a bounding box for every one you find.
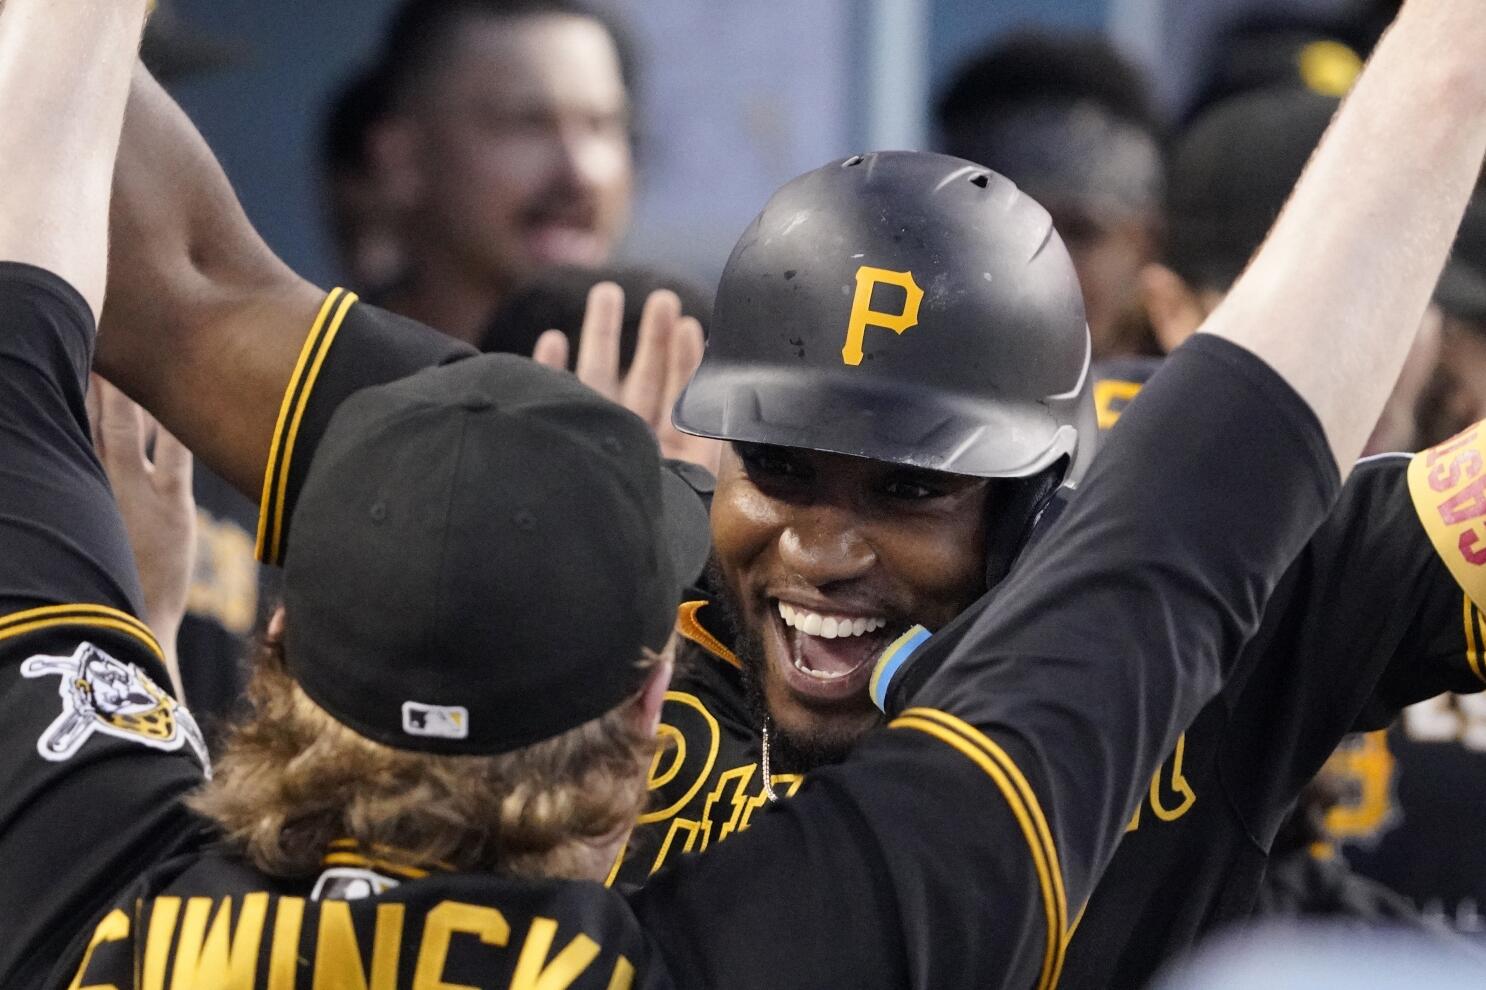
[153,0,1486,977]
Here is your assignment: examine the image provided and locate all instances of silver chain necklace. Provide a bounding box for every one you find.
[759,717,780,802]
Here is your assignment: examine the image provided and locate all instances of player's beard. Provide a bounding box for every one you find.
[707,561,874,774]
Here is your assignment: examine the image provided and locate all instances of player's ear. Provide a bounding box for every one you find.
[1140,262,1208,354]
[367,113,424,212]
[266,605,287,643]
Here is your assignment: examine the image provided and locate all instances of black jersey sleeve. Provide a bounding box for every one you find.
[0,264,207,987]
[1255,449,1486,736]
[1217,439,1486,833]
[632,335,1339,990]
[1375,422,1486,704]
[253,290,476,566]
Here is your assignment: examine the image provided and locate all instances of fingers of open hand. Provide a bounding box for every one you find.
[666,315,705,402]
[149,419,194,499]
[95,375,148,474]
[531,329,571,370]
[623,289,681,426]
[658,316,722,473]
[574,281,625,400]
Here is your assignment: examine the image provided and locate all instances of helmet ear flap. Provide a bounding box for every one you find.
[983,460,1068,589]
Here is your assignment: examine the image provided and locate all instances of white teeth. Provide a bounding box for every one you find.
[793,655,855,680]
[776,603,888,640]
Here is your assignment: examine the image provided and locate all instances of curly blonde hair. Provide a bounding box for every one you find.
[189,633,662,881]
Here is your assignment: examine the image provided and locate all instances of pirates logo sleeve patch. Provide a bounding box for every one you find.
[20,642,209,770]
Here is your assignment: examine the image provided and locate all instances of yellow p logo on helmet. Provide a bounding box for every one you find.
[842,266,924,366]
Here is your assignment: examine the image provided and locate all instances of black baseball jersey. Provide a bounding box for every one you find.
[3,283,1339,989]
[628,379,1486,982]
[0,265,209,988]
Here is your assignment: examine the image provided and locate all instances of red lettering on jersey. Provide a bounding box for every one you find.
[1411,423,1486,604]
[1439,474,1486,526]
[1429,448,1484,492]
[1461,528,1486,566]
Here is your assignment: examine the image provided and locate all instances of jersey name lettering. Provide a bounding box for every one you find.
[72,895,635,989]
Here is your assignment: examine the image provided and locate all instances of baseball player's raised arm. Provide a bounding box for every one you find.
[0,10,207,987]
[0,0,146,314]
[96,67,474,562]
[1199,0,1486,475]
[95,65,331,499]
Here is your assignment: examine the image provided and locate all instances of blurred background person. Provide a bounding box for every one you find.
[319,68,406,295]
[1140,68,1441,456]
[935,31,1166,359]
[351,0,638,344]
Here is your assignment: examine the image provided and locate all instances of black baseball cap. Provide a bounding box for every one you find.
[281,354,711,755]
[141,2,244,83]
[1165,86,1340,291]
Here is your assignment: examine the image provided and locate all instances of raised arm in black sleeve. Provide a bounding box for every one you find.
[630,334,1339,989]
[0,264,207,988]
[252,291,475,565]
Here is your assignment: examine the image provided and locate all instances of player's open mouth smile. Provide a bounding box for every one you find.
[766,598,898,703]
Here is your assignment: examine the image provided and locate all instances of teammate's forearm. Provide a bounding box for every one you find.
[97,65,325,498]
[0,0,148,317]
[1201,0,1486,477]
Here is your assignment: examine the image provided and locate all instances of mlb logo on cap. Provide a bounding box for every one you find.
[401,701,469,740]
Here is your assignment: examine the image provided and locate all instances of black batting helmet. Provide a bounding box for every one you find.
[674,151,1096,582]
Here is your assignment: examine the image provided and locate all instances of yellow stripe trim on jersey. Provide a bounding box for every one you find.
[1064,901,1088,950]
[324,838,452,875]
[1407,424,1486,611]
[254,289,358,566]
[321,852,430,880]
[891,710,1065,990]
[1464,594,1486,687]
[256,289,340,562]
[0,604,163,663]
[272,291,357,564]
[0,603,155,642]
[901,706,1068,987]
[676,600,741,670]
